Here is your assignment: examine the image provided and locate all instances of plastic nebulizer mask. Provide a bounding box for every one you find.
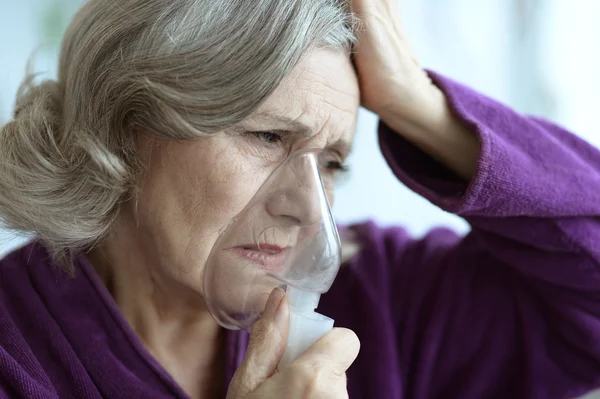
[203,148,341,366]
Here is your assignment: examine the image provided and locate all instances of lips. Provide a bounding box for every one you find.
[232,244,288,272]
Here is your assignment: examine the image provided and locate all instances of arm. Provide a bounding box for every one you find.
[380,72,600,288]
[375,94,600,397]
[350,0,481,181]
[376,77,479,181]
[359,78,600,398]
[350,1,600,398]
[351,0,600,295]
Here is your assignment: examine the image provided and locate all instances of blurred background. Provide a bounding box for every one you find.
[1,0,599,258]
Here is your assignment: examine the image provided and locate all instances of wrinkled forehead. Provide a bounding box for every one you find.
[250,49,360,150]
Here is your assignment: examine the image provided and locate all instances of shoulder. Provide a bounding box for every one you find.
[0,241,53,334]
[341,220,462,272]
[332,220,463,304]
[0,241,43,303]
[0,242,58,398]
[0,241,50,304]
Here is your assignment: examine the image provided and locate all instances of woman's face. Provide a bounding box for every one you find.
[131,49,359,299]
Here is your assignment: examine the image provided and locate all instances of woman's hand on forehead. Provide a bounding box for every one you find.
[350,0,440,122]
[350,0,480,180]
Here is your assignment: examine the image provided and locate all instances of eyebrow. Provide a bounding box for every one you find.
[254,112,312,136]
[254,112,353,157]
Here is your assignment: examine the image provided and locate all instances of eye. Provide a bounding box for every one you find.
[252,131,282,144]
[320,158,350,189]
[325,160,349,173]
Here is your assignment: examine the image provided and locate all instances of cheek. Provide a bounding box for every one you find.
[169,140,262,236]
[135,134,297,296]
[194,156,254,226]
[138,138,268,257]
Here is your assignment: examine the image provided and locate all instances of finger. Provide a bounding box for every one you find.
[229,288,290,396]
[294,328,360,376]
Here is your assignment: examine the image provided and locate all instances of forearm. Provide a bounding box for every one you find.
[379,71,600,287]
[378,86,480,181]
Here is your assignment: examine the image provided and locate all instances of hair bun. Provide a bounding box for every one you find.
[0,76,105,266]
[13,77,62,126]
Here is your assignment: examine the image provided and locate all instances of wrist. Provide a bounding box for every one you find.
[377,85,480,180]
[377,84,447,143]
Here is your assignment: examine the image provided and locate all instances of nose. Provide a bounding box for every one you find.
[264,151,332,227]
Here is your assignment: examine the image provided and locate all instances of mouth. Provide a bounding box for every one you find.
[231,244,288,272]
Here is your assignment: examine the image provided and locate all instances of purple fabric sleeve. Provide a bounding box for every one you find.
[376,71,600,398]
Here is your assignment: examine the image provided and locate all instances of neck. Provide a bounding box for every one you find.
[88,218,223,398]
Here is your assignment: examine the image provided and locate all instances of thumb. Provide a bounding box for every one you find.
[228,288,290,397]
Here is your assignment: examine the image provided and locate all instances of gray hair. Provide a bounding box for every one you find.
[0,0,357,266]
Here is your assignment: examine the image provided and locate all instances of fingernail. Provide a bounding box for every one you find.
[264,287,284,319]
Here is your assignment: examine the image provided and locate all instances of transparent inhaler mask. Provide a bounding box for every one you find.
[203,148,341,365]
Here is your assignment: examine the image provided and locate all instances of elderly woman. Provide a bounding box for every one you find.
[0,0,599,398]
